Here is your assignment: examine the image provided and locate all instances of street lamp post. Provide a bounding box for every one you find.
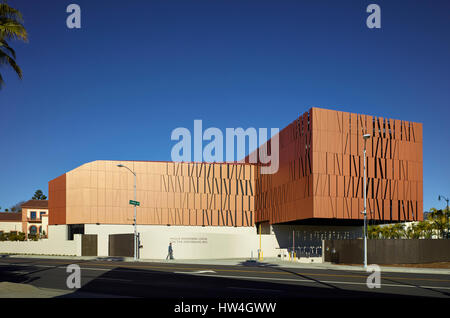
[117,164,138,261]
[438,195,449,239]
[362,133,371,269]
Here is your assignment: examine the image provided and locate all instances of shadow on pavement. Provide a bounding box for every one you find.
[238,259,344,290]
[0,259,90,285]
[382,276,450,298]
[0,258,445,299]
[56,264,425,299]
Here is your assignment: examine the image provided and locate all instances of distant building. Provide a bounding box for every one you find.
[21,200,49,237]
[0,200,50,236]
[0,212,22,234]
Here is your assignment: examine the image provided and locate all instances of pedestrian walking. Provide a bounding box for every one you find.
[166,242,174,260]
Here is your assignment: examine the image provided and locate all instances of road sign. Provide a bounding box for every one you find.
[129,200,140,206]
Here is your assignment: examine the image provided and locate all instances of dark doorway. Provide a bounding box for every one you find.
[109,233,134,257]
[81,234,98,256]
[68,224,84,240]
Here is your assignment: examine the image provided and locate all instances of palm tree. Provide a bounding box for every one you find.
[389,223,404,239]
[380,225,394,239]
[403,223,422,239]
[416,220,433,239]
[368,225,381,239]
[0,0,28,88]
[428,208,448,239]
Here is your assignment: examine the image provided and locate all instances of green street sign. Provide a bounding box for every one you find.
[129,200,140,206]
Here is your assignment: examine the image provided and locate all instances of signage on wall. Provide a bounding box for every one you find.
[170,237,208,244]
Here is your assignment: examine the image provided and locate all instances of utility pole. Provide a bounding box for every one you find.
[292,230,295,261]
[438,195,449,239]
[259,223,262,261]
[362,133,371,268]
[117,164,138,261]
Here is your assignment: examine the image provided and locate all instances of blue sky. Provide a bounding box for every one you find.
[0,0,449,212]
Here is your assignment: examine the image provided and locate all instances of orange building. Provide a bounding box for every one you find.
[254,107,423,226]
[49,161,255,228]
[48,107,423,230]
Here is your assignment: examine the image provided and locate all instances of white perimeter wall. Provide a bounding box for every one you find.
[0,222,22,233]
[0,223,361,260]
[84,224,280,259]
[0,225,79,256]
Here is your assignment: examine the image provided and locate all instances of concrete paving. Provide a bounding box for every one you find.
[0,282,71,298]
[1,256,450,299]
[0,281,130,298]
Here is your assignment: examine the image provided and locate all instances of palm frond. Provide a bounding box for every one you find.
[0,48,22,78]
[0,3,24,22]
[0,38,15,58]
[0,1,27,90]
[0,18,28,41]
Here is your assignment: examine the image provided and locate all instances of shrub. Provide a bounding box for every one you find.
[7,232,26,241]
[27,233,39,241]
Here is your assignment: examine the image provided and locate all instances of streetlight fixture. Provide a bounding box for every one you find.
[117,163,138,261]
[362,133,371,268]
[438,195,449,239]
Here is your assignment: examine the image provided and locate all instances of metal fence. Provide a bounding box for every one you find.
[324,239,450,264]
[108,233,134,257]
[81,234,98,256]
[283,230,362,259]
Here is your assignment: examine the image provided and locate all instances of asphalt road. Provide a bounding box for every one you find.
[0,257,449,299]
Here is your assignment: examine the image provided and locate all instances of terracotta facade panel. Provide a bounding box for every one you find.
[254,107,423,224]
[48,174,66,225]
[49,108,422,227]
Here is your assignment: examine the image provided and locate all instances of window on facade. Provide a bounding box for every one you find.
[30,211,36,219]
[39,226,42,234]
[67,224,85,240]
[29,226,37,234]
[40,212,46,219]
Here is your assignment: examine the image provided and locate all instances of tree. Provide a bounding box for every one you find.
[392,223,405,239]
[0,0,28,89]
[9,200,25,212]
[32,189,47,200]
[368,225,381,239]
[402,223,422,239]
[428,208,449,239]
[416,220,433,239]
[380,225,391,239]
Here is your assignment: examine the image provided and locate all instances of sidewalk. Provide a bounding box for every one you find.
[2,254,450,275]
[0,282,70,298]
[0,282,129,298]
